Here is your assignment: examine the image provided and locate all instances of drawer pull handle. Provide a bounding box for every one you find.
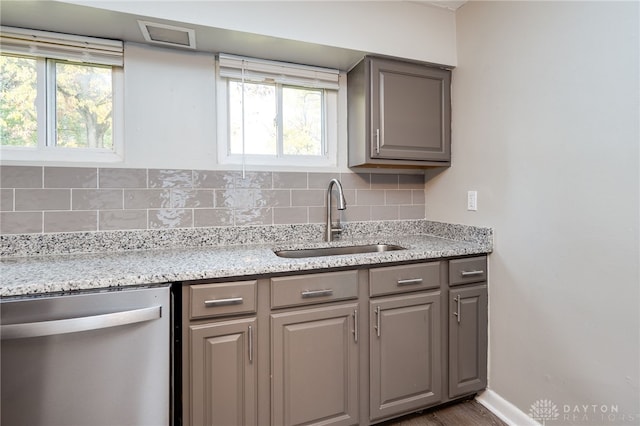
[301,289,334,298]
[204,297,244,307]
[461,270,484,277]
[397,278,423,286]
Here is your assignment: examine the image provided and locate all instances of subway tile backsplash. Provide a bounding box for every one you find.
[0,166,426,235]
[0,166,42,188]
[44,210,97,233]
[99,168,147,188]
[15,189,71,211]
[44,167,97,188]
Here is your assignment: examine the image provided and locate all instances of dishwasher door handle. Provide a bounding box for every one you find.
[1,305,162,340]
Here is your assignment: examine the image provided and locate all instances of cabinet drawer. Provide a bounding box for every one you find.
[369,262,441,297]
[190,281,257,319]
[449,256,487,286]
[270,270,358,309]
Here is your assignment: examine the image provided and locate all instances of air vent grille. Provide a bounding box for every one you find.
[138,20,196,49]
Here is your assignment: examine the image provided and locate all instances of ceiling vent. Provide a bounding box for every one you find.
[138,20,196,49]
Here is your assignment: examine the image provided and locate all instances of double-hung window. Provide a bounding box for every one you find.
[217,54,340,168]
[0,26,123,162]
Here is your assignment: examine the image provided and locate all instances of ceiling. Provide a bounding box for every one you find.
[420,1,467,11]
[0,1,363,70]
[0,1,463,71]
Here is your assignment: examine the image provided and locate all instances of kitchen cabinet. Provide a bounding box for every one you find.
[448,257,488,398]
[270,271,359,426]
[182,280,259,426]
[347,56,451,169]
[271,303,359,426]
[369,292,441,421]
[368,262,443,421]
[189,318,257,426]
[178,256,488,426]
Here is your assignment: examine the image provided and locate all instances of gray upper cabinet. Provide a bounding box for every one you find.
[348,56,451,169]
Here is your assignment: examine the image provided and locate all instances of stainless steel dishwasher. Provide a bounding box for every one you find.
[1,285,170,426]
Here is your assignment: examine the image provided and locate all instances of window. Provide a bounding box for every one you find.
[217,54,339,168]
[0,26,123,162]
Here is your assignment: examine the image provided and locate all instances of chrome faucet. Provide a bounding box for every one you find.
[326,178,347,241]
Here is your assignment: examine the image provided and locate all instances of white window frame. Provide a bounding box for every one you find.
[0,26,124,163]
[216,54,339,169]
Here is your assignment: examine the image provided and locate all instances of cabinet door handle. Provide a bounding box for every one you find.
[461,270,484,277]
[301,289,333,298]
[352,309,358,343]
[375,128,380,154]
[453,295,461,324]
[248,324,253,363]
[204,297,243,307]
[397,278,423,286]
[374,306,381,337]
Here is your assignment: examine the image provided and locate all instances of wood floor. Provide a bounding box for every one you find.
[380,399,508,426]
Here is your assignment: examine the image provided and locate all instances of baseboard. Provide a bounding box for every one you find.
[476,389,540,426]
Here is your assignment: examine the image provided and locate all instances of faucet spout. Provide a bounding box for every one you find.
[326,178,347,241]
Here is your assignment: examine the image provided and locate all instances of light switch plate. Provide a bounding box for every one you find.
[467,190,477,211]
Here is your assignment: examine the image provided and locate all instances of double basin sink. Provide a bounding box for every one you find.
[274,244,405,259]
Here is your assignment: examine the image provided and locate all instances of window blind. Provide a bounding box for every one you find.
[0,26,124,67]
[218,53,339,90]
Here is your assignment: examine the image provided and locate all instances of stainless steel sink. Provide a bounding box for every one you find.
[274,244,406,259]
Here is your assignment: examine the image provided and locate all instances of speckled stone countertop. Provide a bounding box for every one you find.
[0,220,492,298]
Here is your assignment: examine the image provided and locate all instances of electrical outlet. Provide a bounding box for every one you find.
[467,191,478,211]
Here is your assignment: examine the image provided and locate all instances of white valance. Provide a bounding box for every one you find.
[218,53,339,90]
[0,26,124,67]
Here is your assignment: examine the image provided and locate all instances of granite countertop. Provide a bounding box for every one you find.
[0,221,493,298]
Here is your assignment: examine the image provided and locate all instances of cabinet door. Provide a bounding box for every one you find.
[449,285,488,398]
[271,303,359,426]
[370,57,450,162]
[370,292,442,421]
[190,318,257,426]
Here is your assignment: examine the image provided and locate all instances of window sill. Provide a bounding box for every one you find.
[0,147,123,164]
[220,154,337,169]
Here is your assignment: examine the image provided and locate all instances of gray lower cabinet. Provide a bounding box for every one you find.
[182,280,259,426]
[271,303,359,426]
[368,261,444,422]
[448,256,488,399]
[369,292,442,421]
[448,285,488,398]
[180,257,488,426]
[189,318,257,426]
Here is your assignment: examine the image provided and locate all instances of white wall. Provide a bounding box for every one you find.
[425,1,640,421]
[123,42,351,171]
[123,43,218,169]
